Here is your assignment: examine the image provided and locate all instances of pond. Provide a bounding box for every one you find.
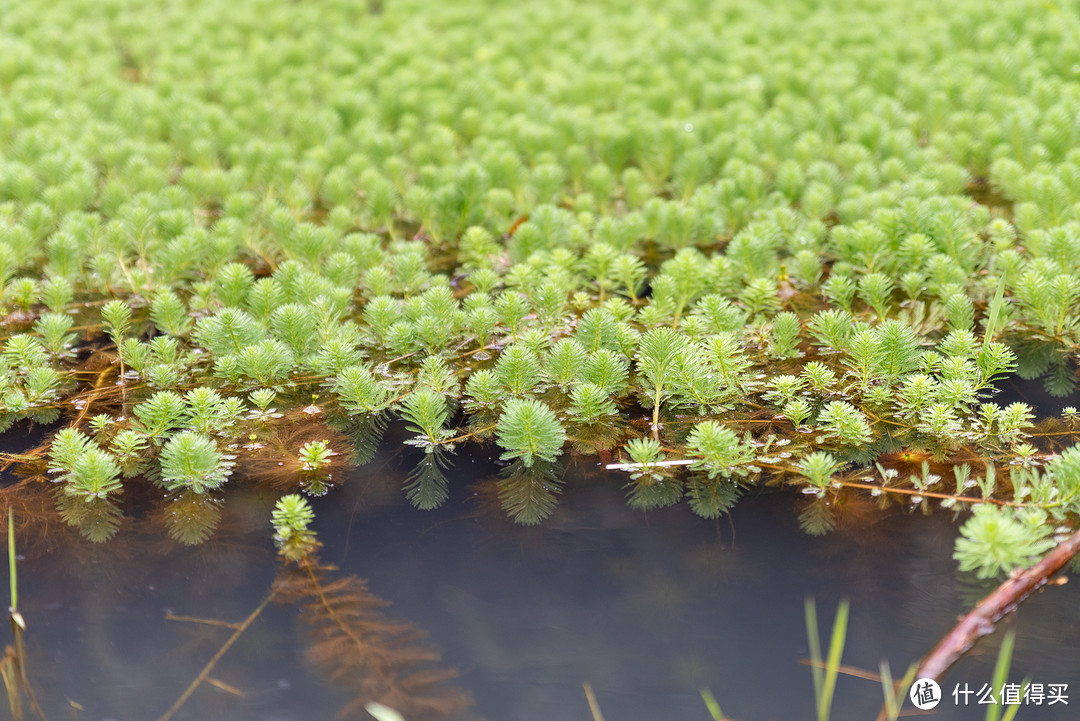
[4,424,1080,721]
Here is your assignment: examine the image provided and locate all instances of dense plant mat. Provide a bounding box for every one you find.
[2,0,1080,572]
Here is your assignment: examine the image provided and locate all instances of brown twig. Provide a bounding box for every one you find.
[874,531,1080,721]
[154,590,275,721]
[799,658,883,683]
[583,682,605,721]
[916,527,1080,681]
[837,481,1021,508]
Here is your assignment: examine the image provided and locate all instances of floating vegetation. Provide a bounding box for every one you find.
[0,0,1079,578]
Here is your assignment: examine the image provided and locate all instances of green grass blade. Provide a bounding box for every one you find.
[879,661,918,721]
[1001,678,1029,721]
[879,661,896,719]
[7,508,14,612]
[700,688,724,721]
[817,599,849,721]
[986,629,1016,721]
[805,598,824,700]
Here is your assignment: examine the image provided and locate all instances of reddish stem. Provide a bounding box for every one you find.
[916,528,1080,681]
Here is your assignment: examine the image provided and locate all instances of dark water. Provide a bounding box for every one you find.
[4,432,1080,721]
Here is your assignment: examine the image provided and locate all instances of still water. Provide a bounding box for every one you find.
[5,434,1080,721]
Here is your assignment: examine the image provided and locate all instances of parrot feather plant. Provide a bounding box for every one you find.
[0,0,1077,594]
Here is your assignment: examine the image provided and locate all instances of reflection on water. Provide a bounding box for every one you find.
[4,443,1080,721]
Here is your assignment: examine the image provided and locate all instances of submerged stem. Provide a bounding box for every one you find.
[914,527,1080,682]
[155,590,276,721]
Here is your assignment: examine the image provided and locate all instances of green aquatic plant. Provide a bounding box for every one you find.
[952,444,1080,577]
[101,300,132,382]
[298,441,333,472]
[272,494,318,561]
[0,0,1079,582]
[296,438,337,496]
[159,432,231,494]
[1,510,48,721]
[496,398,566,468]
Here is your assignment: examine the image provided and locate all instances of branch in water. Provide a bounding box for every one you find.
[916,527,1080,681]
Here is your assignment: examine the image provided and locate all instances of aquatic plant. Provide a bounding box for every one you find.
[496,398,566,468]
[159,432,231,494]
[0,0,1078,580]
[272,494,318,562]
[805,598,849,721]
[1,510,47,721]
[271,510,472,721]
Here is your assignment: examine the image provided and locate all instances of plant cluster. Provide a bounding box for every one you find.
[1,0,1080,571]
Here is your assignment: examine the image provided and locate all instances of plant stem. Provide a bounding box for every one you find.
[583,683,605,721]
[915,527,1080,681]
[155,590,275,721]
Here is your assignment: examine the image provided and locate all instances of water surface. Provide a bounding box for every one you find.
[5,442,1080,721]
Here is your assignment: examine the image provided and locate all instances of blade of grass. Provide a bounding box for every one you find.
[818,600,849,721]
[583,682,605,721]
[8,509,16,612]
[879,661,896,720]
[878,661,917,721]
[700,688,724,721]
[805,598,824,702]
[5,510,47,721]
[1000,679,1029,721]
[7,508,25,721]
[985,630,1015,721]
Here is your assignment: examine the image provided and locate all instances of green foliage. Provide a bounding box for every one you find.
[159,431,231,493]
[685,422,754,480]
[101,301,132,346]
[49,428,94,472]
[799,452,843,492]
[496,398,566,467]
[615,436,678,503]
[544,340,589,390]
[133,391,187,441]
[954,505,1055,579]
[5,0,1080,543]
[110,430,150,477]
[817,401,873,449]
[858,274,894,319]
[272,494,318,561]
[195,308,265,357]
[184,387,236,435]
[581,349,629,395]
[636,327,685,435]
[40,277,73,313]
[495,345,542,396]
[333,365,390,417]
[463,369,502,412]
[63,448,123,501]
[229,338,295,385]
[400,389,452,452]
[298,441,333,472]
[769,312,803,360]
[3,335,47,372]
[569,382,617,424]
[35,313,76,355]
